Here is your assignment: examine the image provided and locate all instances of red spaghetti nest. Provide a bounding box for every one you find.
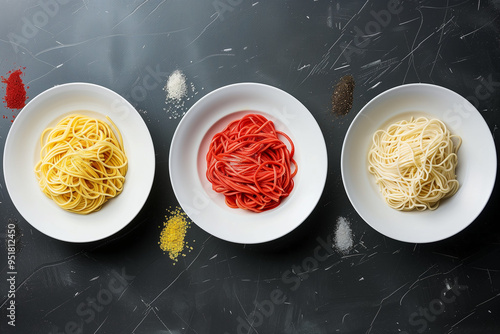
[206,113,298,213]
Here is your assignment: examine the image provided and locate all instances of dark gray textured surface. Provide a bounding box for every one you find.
[1,1,499,333]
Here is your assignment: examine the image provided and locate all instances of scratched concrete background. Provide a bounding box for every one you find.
[1,0,500,333]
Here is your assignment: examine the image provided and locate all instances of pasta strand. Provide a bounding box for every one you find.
[34,114,128,214]
[206,113,297,213]
[367,117,461,211]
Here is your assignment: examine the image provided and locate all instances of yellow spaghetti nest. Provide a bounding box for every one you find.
[368,117,461,211]
[34,114,128,214]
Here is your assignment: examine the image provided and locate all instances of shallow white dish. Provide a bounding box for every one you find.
[169,82,328,244]
[3,83,155,243]
[341,83,497,243]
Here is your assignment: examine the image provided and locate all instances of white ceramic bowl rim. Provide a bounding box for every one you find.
[3,82,155,243]
[341,83,497,243]
[169,82,328,244]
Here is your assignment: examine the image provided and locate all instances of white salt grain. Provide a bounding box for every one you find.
[163,70,198,120]
[164,70,187,101]
[334,216,353,253]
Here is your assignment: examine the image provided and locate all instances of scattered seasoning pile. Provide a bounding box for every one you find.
[334,216,353,253]
[163,69,198,120]
[165,70,187,101]
[159,206,193,264]
[2,67,28,122]
[331,74,355,116]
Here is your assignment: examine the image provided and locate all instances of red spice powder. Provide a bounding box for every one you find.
[2,68,28,110]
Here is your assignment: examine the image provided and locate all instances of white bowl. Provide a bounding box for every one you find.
[341,83,497,243]
[169,83,328,244]
[3,83,155,243]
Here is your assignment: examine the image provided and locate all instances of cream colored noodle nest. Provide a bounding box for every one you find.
[367,117,461,211]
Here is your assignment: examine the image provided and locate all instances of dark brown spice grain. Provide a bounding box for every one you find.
[331,75,355,116]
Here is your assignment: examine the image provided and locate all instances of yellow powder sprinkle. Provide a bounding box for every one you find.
[159,206,193,263]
